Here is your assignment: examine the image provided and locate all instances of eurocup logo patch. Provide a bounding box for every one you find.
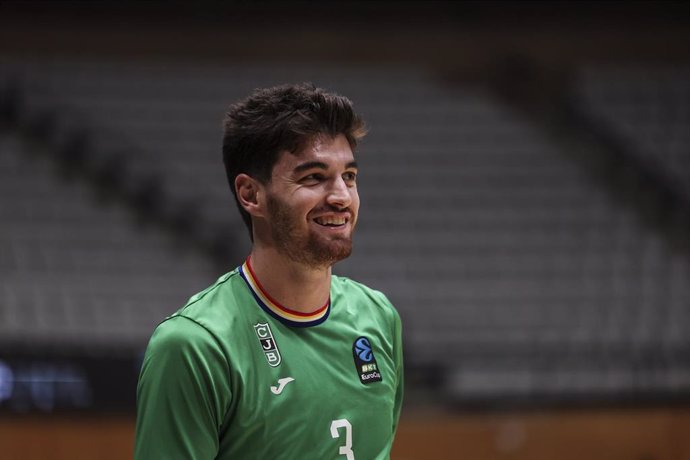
[352,336,382,384]
[254,323,282,367]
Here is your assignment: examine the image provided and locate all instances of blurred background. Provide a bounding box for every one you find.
[1,1,689,459]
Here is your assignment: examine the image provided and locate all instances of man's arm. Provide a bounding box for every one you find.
[391,308,404,435]
[134,316,231,460]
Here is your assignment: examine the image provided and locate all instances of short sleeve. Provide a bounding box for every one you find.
[134,316,232,460]
[390,305,404,435]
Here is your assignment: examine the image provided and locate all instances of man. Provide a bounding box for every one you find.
[135,83,404,459]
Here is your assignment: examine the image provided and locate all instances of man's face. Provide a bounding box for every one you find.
[263,134,359,269]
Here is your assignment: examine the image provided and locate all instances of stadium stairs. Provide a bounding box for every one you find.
[0,80,240,273]
[487,58,690,255]
[476,57,690,408]
[0,78,220,412]
[2,61,689,412]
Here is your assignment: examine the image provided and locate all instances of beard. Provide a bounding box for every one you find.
[266,193,354,269]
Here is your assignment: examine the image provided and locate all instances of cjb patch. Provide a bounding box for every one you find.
[352,336,382,384]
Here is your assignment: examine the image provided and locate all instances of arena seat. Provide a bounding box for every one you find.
[573,66,690,201]
[1,60,688,404]
[0,133,214,349]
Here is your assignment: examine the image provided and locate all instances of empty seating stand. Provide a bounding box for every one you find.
[1,59,688,405]
[574,66,690,201]
[0,133,215,349]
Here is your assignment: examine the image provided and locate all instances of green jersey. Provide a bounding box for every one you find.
[135,258,404,460]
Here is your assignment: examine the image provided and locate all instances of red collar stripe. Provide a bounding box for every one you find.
[239,257,330,327]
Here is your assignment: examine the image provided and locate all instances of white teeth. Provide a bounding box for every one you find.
[315,216,346,226]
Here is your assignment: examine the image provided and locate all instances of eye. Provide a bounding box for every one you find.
[300,173,325,184]
[343,171,357,183]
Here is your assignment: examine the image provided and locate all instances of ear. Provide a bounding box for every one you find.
[235,173,265,218]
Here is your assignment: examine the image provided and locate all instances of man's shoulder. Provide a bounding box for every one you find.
[181,268,242,310]
[154,267,246,342]
[332,275,398,316]
[147,314,218,354]
[332,274,384,296]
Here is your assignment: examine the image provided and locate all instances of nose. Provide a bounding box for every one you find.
[326,176,352,209]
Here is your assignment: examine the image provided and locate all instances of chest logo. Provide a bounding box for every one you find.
[271,377,295,395]
[352,336,382,384]
[254,323,282,367]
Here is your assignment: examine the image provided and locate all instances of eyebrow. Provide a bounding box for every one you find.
[293,160,358,174]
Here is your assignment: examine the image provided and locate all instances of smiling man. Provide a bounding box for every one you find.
[134,83,404,460]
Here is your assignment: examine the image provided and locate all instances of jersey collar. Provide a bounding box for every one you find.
[239,256,331,328]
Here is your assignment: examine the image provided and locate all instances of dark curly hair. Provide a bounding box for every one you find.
[222,82,367,239]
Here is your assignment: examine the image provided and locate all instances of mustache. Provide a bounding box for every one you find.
[312,205,352,215]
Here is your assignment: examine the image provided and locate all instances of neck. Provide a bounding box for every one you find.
[247,246,332,314]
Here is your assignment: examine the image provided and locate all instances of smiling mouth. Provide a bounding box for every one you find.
[313,216,348,227]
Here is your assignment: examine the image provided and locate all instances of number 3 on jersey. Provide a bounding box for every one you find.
[330,419,355,459]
